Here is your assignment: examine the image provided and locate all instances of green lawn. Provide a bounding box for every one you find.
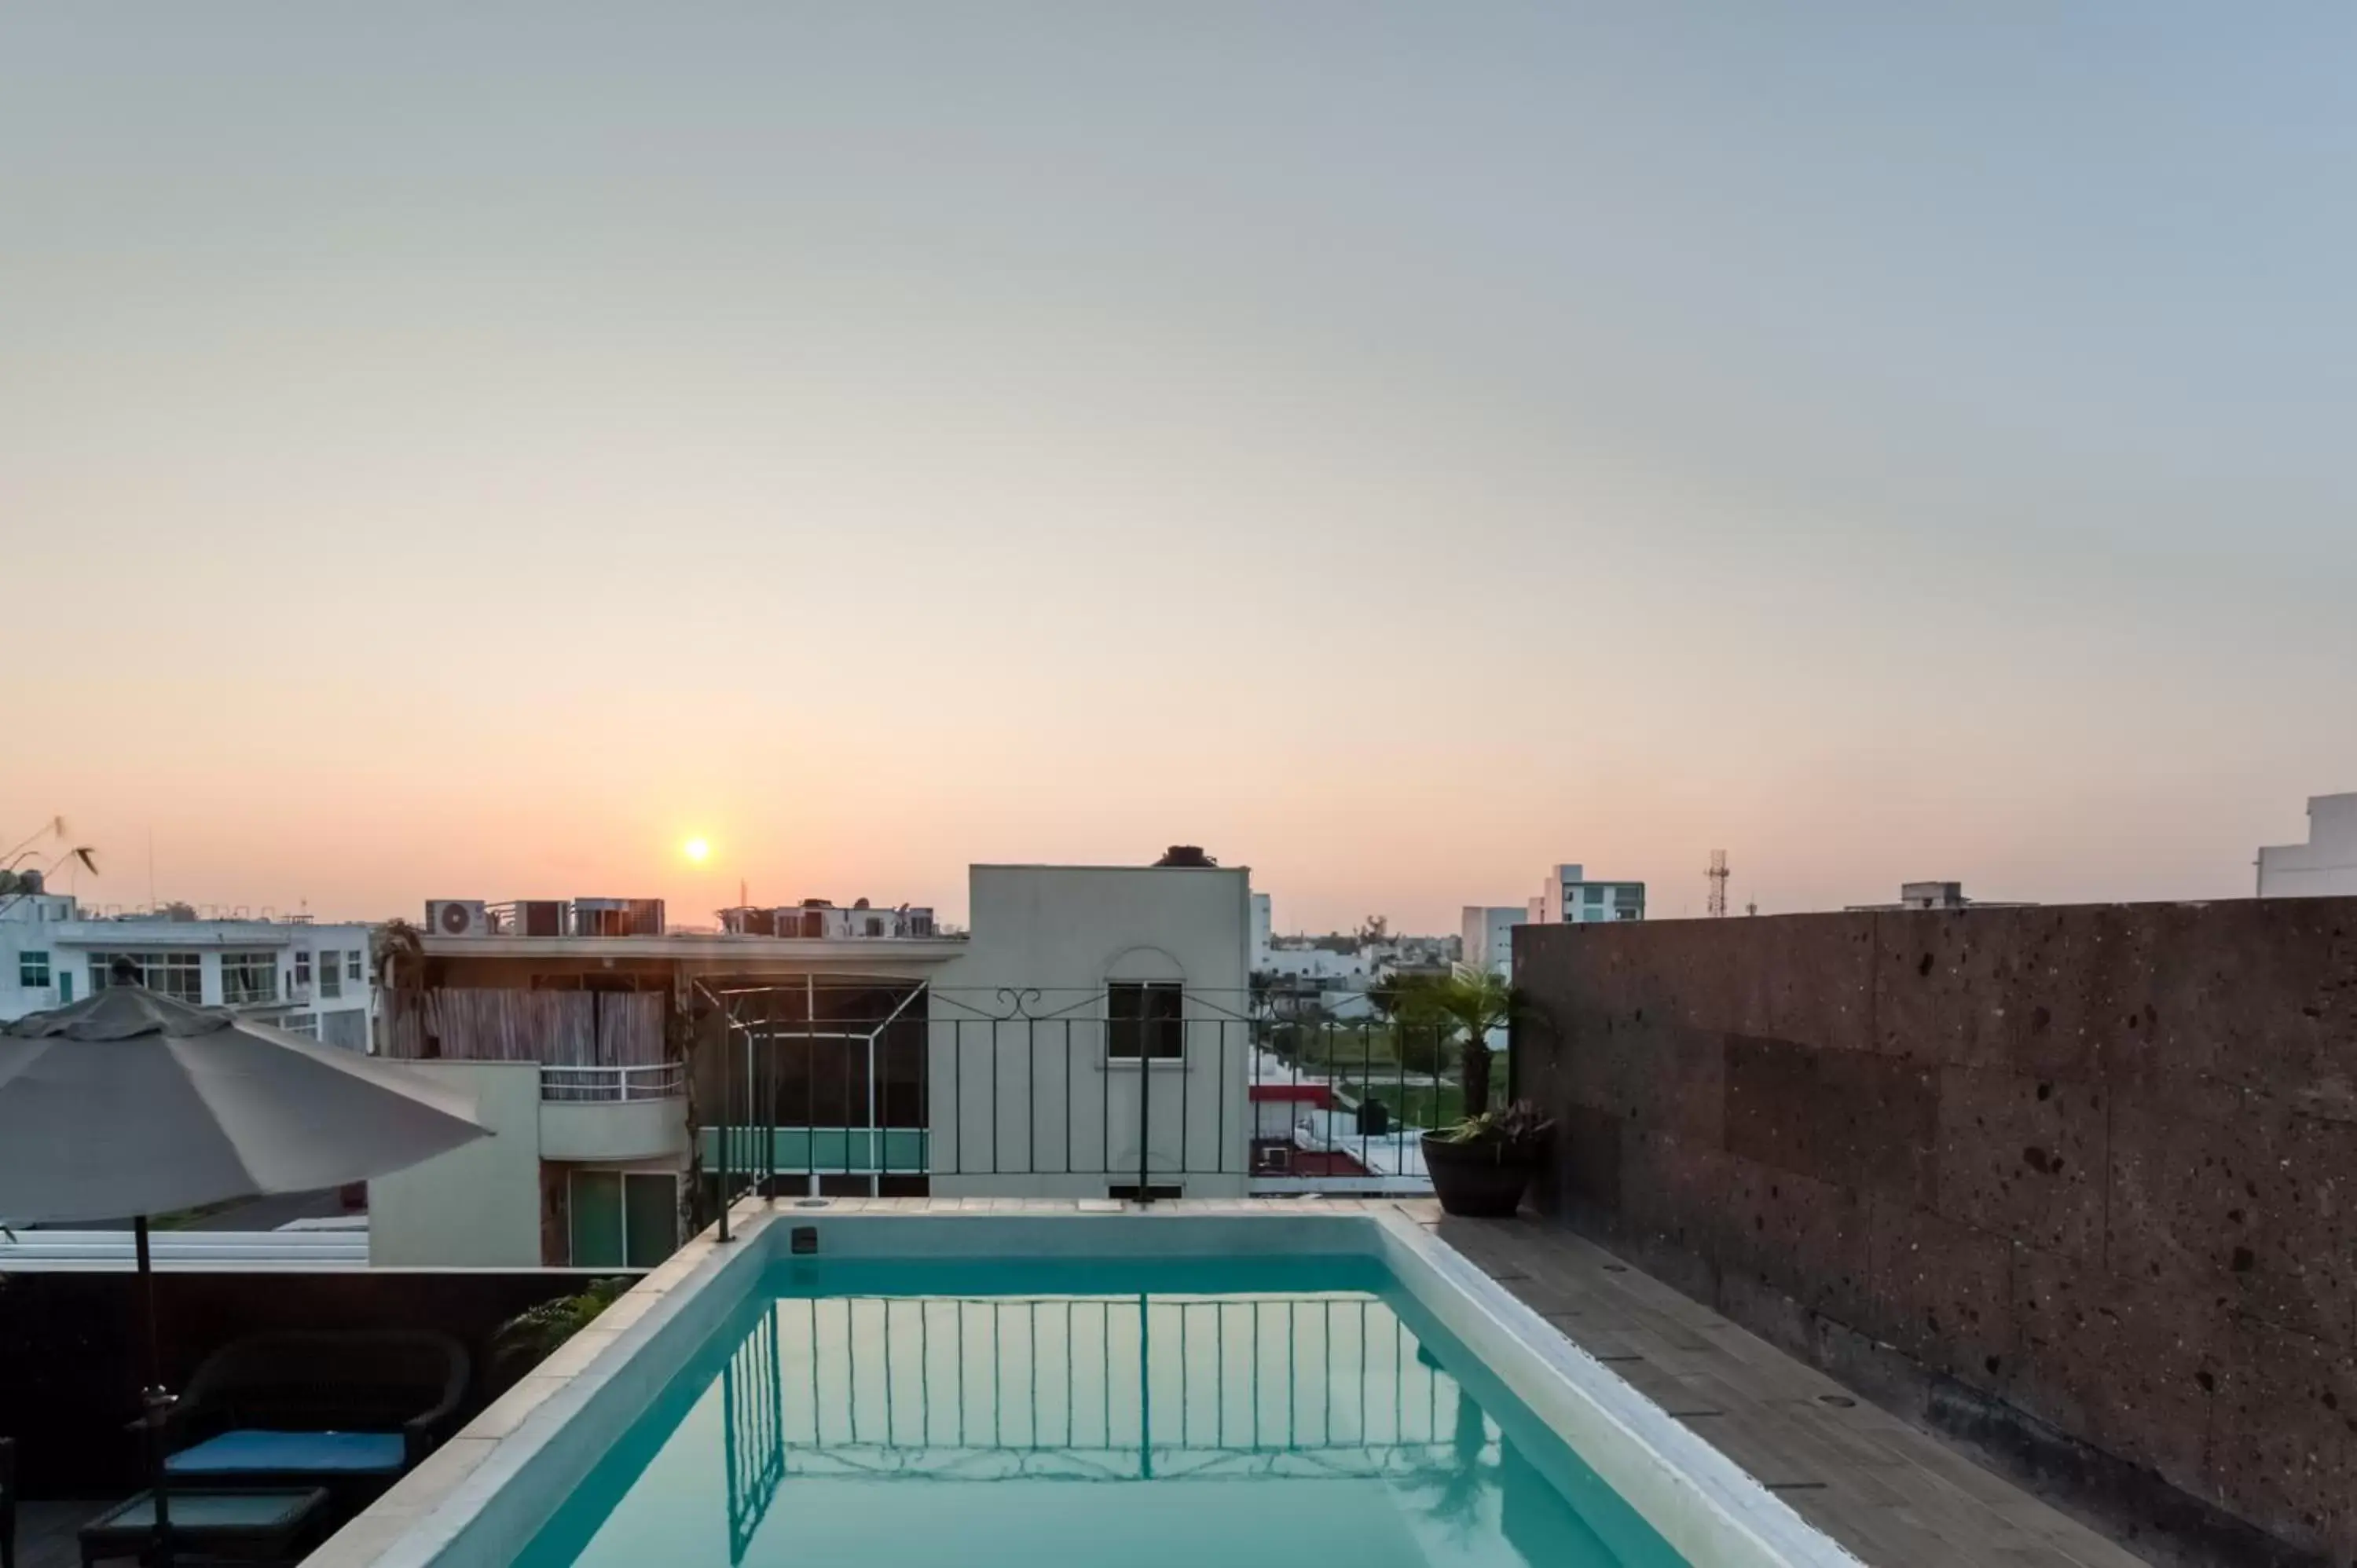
[1336,1058,1506,1133]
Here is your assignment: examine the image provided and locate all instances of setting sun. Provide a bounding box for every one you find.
[682,837,709,863]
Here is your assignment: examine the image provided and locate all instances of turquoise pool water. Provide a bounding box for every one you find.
[514,1256,1689,1568]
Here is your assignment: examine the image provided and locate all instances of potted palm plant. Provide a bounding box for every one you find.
[1412,966,1553,1216]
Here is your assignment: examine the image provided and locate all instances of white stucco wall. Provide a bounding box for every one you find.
[2259,793,2357,898]
[368,1061,544,1267]
[541,1096,692,1163]
[929,865,1252,1198]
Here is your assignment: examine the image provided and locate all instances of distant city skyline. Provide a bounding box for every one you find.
[8,804,2315,936]
[5,5,2352,932]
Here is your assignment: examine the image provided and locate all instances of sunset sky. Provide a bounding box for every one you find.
[5,5,2352,932]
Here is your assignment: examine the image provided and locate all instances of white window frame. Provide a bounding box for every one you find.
[220,951,280,1006]
[90,951,203,1004]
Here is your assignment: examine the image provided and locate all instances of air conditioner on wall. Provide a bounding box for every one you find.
[426,899,489,938]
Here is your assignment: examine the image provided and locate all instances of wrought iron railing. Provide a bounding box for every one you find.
[700,985,1496,1207]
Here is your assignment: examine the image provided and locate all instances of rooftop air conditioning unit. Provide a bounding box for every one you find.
[574,898,631,937]
[427,899,489,938]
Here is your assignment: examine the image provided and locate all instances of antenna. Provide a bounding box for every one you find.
[1706,850,1731,918]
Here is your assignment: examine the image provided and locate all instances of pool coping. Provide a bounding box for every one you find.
[310,1197,1863,1568]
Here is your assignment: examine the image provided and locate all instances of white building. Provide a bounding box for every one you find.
[1538,863,1645,924]
[1455,862,1642,978]
[1258,946,1370,986]
[2259,793,2357,898]
[0,885,377,1048]
[1461,906,1525,976]
[369,862,1255,1267]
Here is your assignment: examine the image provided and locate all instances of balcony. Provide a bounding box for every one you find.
[539,1062,688,1163]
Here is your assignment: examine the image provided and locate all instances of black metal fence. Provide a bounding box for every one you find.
[696,984,1502,1211]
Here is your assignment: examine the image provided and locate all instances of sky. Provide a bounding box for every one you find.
[4,5,2353,932]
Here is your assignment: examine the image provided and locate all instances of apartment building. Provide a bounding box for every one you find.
[0,881,376,1047]
[1537,863,1646,924]
[368,862,1253,1269]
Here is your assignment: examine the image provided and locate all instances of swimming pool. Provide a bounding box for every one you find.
[321,1207,1852,1568]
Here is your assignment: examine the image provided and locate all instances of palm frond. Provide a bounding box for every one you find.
[494,1277,632,1365]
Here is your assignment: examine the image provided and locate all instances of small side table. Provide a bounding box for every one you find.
[79,1486,329,1566]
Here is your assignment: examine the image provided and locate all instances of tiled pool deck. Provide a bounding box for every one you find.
[307,1196,2150,1568]
[1403,1204,2148,1568]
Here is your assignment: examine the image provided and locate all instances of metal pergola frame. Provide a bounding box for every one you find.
[695,975,932,1236]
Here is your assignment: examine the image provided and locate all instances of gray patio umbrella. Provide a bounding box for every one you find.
[0,984,486,1223]
[0,976,491,1563]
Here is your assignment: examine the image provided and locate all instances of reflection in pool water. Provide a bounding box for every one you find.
[515,1258,1687,1568]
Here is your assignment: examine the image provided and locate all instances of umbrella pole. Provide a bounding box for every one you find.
[133,1216,174,1568]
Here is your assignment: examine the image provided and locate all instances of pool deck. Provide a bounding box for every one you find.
[1402,1202,2149,1568]
[301,1195,2152,1568]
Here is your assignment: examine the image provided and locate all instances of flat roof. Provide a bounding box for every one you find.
[420,934,970,964]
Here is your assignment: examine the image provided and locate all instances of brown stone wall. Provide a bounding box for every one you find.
[1516,899,2357,1564]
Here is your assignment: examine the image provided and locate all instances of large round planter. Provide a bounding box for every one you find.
[1421,1133,1542,1218]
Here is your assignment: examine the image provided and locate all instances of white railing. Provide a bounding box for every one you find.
[541,1061,687,1103]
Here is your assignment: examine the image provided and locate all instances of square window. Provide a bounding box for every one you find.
[220,952,278,1006]
[18,950,50,987]
[1106,981,1184,1061]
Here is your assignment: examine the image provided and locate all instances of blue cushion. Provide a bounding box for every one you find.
[167,1429,407,1475]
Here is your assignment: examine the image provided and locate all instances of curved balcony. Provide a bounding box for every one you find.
[539,1062,689,1162]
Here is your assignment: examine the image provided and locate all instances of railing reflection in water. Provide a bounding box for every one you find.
[717,1292,1495,1559]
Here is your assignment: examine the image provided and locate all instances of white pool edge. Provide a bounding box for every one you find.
[1365,1207,1862,1568]
[313,1201,1861,1568]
